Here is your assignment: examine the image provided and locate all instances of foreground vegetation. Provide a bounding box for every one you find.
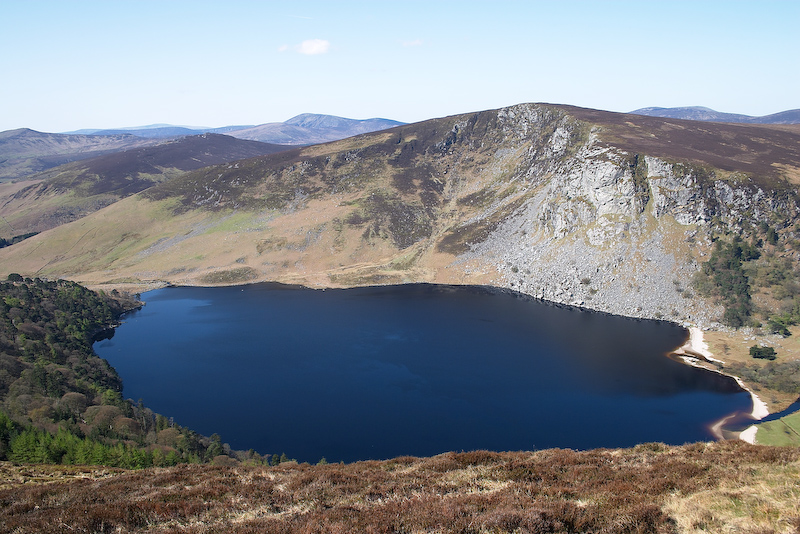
[1,441,799,533]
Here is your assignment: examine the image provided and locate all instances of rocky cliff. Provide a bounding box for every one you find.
[451,106,800,326]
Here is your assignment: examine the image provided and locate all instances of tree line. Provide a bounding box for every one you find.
[693,221,800,330]
[0,275,288,467]
[0,232,38,249]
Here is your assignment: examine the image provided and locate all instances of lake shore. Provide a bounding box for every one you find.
[94,279,770,446]
[671,326,769,443]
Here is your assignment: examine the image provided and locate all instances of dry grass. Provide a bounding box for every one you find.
[2,441,799,533]
[665,457,800,533]
[0,463,124,491]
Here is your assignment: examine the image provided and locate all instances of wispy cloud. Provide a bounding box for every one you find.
[298,39,330,54]
[278,39,330,55]
[402,39,423,47]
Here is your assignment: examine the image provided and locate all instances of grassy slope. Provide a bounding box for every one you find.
[0,134,291,239]
[2,441,799,533]
[0,109,523,288]
[757,412,800,446]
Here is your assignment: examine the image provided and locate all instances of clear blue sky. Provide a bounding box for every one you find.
[2,0,798,132]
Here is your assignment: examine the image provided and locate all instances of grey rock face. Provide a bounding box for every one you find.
[452,104,798,327]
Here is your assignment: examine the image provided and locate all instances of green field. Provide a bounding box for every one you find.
[756,410,800,446]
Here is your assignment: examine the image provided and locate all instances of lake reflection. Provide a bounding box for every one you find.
[95,283,752,463]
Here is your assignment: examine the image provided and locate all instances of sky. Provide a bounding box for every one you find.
[1,0,798,132]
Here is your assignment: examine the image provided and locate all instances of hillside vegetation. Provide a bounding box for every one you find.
[0,277,261,468]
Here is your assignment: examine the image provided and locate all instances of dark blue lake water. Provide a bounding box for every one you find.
[95,283,752,463]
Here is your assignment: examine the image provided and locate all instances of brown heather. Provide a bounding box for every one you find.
[2,441,800,533]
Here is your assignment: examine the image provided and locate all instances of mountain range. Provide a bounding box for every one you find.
[226,114,405,144]
[7,107,797,182]
[0,114,404,181]
[2,103,800,378]
[0,128,160,180]
[63,114,405,143]
[5,101,800,419]
[3,103,800,528]
[630,106,800,124]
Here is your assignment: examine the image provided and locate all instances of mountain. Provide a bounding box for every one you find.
[0,128,160,180]
[630,106,800,124]
[226,114,405,144]
[0,133,291,238]
[285,113,403,132]
[3,103,800,330]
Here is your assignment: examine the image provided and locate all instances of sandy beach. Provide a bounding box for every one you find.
[739,425,759,444]
[673,326,769,443]
[672,326,723,363]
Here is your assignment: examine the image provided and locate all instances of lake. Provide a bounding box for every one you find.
[95,283,753,463]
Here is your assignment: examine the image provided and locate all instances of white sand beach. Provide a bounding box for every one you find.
[739,425,758,444]
[687,327,724,363]
[674,326,769,442]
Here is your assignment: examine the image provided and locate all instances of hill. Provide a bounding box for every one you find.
[0,129,159,181]
[1,115,403,182]
[2,441,799,533]
[0,134,290,239]
[0,277,251,472]
[630,106,800,124]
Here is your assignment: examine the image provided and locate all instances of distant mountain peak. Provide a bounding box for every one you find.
[284,113,402,130]
[227,114,404,145]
